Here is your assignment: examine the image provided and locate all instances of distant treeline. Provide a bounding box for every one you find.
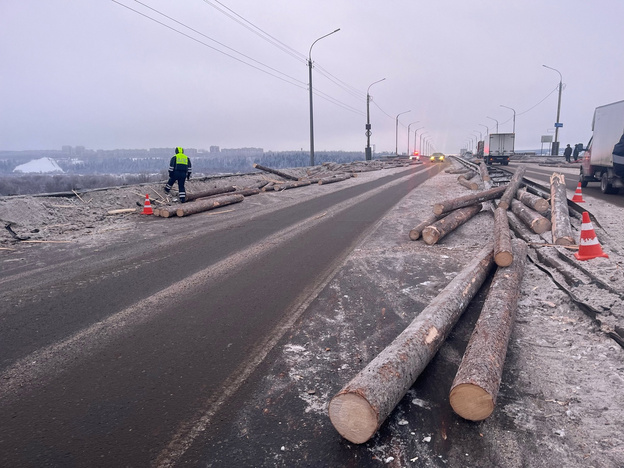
[0,151,367,196]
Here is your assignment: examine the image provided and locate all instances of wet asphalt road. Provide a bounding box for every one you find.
[0,163,443,467]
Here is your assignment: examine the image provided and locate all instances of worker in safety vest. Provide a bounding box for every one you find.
[164,147,192,203]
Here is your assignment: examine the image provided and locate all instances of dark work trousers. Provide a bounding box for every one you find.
[165,172,187,202]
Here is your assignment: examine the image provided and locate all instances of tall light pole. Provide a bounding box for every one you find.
[500,105,516,134]
[478,123,489,139]
[487,116,499,134]
[365,78,385,161]
[413,126,424,154]
[420,132,428,156]
[543,64,563,156]
[407,121,420,156]
[395,110,411,155]
[308,28,340,167]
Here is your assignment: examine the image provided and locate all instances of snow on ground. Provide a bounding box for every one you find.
[12,157,64,173]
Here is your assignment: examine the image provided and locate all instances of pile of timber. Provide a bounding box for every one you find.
[154,194,244,218]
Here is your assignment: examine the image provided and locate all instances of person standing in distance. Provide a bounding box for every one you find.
[563,144,572,163]
[164,147,192,202]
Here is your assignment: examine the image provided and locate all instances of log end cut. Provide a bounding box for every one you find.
[328,392,378,444]
[494,251,513,267]
[449,383,494,421]
[421,226,440,245]
[408,229,420,241]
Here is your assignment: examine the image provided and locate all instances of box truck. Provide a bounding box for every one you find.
[485,133,514,165]
[579,100,624,194]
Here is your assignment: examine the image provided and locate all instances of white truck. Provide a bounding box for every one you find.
[580,99,624,194]
[485,133,514,165]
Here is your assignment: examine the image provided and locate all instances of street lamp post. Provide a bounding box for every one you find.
[420,132,428,156]
[413,127,424,155]
[487,116,499,134]
[308,28,340,167]
[395,110,411,155]
[543,64,563,156]
[365,78,386,161]
[500,105,516,134]
[407,121,420,156]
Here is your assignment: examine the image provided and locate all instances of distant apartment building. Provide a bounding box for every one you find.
[210,146,220,153]
[220,147,264,157]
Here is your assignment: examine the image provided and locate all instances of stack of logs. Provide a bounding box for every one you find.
[329,164,576,444]
[152,163,354,218]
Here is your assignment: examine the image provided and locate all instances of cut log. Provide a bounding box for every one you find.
[106,208,137,215]
[516,188,550,215]
[157,205,179,218]
[274,180,311,191]
[409,214,441,241]
[176,194,244,217]
[328,245,495,444]
[252,163,298,181]
[261,182,275,192]
[510,199,551,234]
[458,177,479,190]
[318,175,352,185]
[493,207,513,267]
[549,173,574,245]
[449,239,528,421]
[479,162,492,190]
[497,166,526,210]
[186,186,235,202]
[433,185,506,216]
[421,204,483,245]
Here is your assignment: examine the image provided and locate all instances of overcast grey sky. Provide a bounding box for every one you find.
[1,0,622,155]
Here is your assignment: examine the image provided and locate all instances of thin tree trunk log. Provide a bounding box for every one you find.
[510,199,551,234]
[498,166,526,210]
[318,175,352,185]
[175,194,244,217]
[274,180,311,191]
[422,204,483,245]
[516,188,550,215]
[409,214,442,241]
[186,186,235,202]
[252,163,298,181]
[328,245,495,444]
[493,207,513,267]
[458,177,479,190]
[550,173,574,245]
[433,186,506,216]
[479,162,492,190]
[449,239,528,421]
[157,205,179,218]
[262,182,275,192]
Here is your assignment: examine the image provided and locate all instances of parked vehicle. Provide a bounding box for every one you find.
[485,133,514,165]
[580,99,624,194]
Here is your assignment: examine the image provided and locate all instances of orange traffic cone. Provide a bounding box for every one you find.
[141,194,153,215]
[574,212,608,260]
[571,182,585,202]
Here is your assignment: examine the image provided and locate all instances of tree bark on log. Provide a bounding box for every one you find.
[510,199,551,234]
[479,162,492,190]
[493,207,513,267]
[449,239,528,421]
[328,245,495,444]
[157,205,179,218]
[515,188,550,215]
[550,173,574,245]
[252,163,298,181]
[458,177,479,190]
[186,186,235,202]
[433,185,506,216]
[274,180,311,191]
[497,166,526,210]
[261,182,275,192]
[409,214,441,241]
[175,194,244,217]
[318,175,352,185]
[422,204,483,245]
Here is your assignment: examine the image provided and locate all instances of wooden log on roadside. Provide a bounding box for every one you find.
[449,239,528,421]
[550,173,574,245]
[422,204,483,245]
[510,199,551,234]
[176,194,244,217]
[458,176,479,190]
[493,207,513,267]
[516,188,550,215]
[328,245,495,444]
[318,175,351,185]
[497,166,526,210]
[409,214,442,241]
[261,182,275,192]
[433,185,506,216]
[479,162,492,190]
[157,205,179,218]
[107,208,137,215]
[252,163,298,181]
[274,180,311,191]
[186,186,235,202]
